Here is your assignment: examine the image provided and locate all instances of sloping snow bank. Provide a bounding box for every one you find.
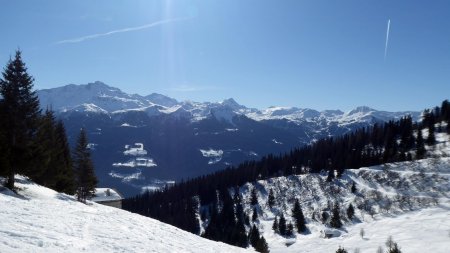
[0,176,252,253]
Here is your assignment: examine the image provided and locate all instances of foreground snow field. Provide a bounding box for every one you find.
[269,204,450,252]
[0,176,252,253]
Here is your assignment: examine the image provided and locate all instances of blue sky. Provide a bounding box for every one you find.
[1,0,449,111]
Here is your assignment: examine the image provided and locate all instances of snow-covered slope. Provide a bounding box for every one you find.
[0,176,252,253]
[232,133,450,253]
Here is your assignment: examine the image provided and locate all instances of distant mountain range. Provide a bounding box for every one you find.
[37,81,420,196]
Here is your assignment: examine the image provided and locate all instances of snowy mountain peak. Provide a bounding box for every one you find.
[37,82,420,127]
[220,98,245,110]
[347,106,376,115]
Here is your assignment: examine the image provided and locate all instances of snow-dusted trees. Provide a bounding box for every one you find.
[0,50,40,190]
[73,128,98,203]
[272,216,279,233]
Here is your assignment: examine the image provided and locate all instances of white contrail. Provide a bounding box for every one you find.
[384,19,391,60]
[55,17,189,45]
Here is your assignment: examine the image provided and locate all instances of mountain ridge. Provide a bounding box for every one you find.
[36,81,422,197]
[37,81,420,125]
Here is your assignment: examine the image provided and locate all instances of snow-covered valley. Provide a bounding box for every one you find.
[0,176,252,253]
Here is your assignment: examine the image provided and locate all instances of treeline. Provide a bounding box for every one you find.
[0,50,97,202]
[123,99,450,249]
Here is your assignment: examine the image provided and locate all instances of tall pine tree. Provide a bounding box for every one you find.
[251,187,258,206]
[416,129,426,159]
[53,120,76,194]
[292,199,306,233]
[0,50,40,190]
[267,189,275,208]
[0,100,9,178]
[330,202,342,228]
[278,213,287,235]
[347,203,355,220]
[73,128,98,203]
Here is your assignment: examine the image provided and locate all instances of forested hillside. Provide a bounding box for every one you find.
[124,100,450,251]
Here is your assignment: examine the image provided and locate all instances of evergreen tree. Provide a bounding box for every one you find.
[278,213,287,235]
[272,216,279,233]
[30,110,58,186]
[251,187,258,206]
[426,123,436,146]
[416,129,426,159]
[388,243,402,253]
[441,100,450,122]
[386,236,402,253]
[346,203,355,220]
[326,168,335,182]
[447,120,450,135]
[73,128,98,203]
[244,214,250,226]
[330,202,342,228]
[292,199,306,233]
[53,121,76,194]
[267,189,275,208]
[0,102,9,178]
[203,203,219,240]
[0,50,40,189]
[186,196,201,234]
[336,246,348,253]
[249,224,260,248]
[351,181,357,193]
[252,207,258,222]
[255,236,269,253]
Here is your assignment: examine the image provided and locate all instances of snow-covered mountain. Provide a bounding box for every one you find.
[0,176,252,253]
[38,81,420,126]
[231,131,450,252]
[36,82,421,197]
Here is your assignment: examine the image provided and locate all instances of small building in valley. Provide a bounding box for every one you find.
[92,188,124,209]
